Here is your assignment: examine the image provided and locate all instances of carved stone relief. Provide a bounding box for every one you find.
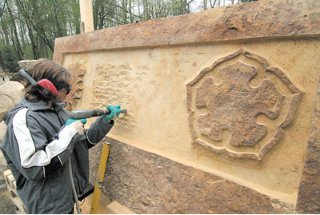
[90,64,146,129]
[187,49,303,160]
[65,63,87,110]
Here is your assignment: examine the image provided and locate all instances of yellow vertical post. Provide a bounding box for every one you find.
[90,143,110,214]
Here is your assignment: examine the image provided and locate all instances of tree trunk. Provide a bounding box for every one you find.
[203,0,207,10]
[7,0,24,59]
[14,0,39,59]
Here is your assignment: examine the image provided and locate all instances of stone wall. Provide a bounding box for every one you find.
[54,0,320,213]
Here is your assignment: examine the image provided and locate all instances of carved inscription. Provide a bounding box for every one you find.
[187,49,303,160]
[91,64,146,129]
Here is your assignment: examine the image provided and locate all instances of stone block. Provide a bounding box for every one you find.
[17,60,37,71]
[0,81,24,119]
[106,201,135,214]
[56,0,320,213]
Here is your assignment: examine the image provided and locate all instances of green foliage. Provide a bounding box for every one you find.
[0,45,19,72]
[0,0,80,60]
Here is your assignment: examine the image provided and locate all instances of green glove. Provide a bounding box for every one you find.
[65,118,87,135]
[104,105,123,122]
[65,118,87,125]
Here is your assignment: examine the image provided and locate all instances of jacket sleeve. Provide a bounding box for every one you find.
[85,116,114,148]
[12,108,79,181]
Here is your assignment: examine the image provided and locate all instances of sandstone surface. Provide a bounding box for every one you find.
[55,0,320,212]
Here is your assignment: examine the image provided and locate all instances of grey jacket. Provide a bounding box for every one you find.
[1,98,113,213]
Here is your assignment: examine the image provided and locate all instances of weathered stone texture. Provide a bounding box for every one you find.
[99,138,290,214]
[17,60,36,70]
[0,81,24,119]
[296,82,320,213]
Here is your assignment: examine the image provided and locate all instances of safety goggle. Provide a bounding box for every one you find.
[66,85,72,95]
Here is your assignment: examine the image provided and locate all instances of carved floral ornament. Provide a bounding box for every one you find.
[186,49,303,160]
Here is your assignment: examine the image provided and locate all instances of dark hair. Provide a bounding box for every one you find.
[25,59,71,101]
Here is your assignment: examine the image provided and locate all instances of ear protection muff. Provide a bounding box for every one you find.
[35,79,58,97]
[18,69,58,99]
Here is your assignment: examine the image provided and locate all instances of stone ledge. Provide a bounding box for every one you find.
[53,0,320,64]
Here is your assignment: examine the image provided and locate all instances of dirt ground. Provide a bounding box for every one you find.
[0,186,16,214]
[0,164,17,214]
[0,147,16,213]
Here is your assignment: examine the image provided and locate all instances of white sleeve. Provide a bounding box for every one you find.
[13,108,77,168]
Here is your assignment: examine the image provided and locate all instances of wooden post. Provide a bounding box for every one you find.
[79,0,94,33]
[90,143,110,214]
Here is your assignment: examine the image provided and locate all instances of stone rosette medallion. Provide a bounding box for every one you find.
[187,49,303,160]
